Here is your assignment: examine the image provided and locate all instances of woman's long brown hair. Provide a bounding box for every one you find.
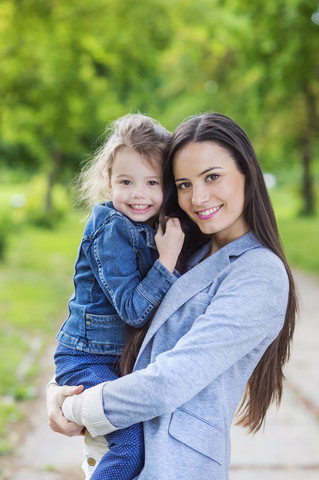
[121,112,297,433]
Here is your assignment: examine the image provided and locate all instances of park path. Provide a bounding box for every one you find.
[1,270,319,480]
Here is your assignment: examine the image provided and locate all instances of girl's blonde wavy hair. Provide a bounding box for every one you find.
[76,113,171,207]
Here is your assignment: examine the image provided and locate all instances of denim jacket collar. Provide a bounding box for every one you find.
[106,201,157,250]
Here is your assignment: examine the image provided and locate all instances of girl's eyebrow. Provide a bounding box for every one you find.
[115,173,161,179]
[175,166,222,183]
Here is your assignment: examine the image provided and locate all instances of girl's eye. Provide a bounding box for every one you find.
[120,180,131,185]
[176,182,191,190]
[147,180,159,186]
[206,174,220,182]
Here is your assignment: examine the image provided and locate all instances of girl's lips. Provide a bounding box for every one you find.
[195,205,222,219]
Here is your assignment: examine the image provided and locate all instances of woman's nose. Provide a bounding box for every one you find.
[192,186,209,206]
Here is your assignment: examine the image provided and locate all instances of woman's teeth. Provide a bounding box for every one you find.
[197,206,221,216]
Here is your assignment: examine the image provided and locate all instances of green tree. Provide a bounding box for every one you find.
[0,0,172,213]
[155,0,318,215]
[223,0,319,215]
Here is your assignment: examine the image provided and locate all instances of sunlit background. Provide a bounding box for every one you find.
[0,0,318,473]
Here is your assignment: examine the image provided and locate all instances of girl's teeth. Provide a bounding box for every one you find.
[131,205,149,210]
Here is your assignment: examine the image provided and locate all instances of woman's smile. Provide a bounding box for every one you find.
[195,205,223,219]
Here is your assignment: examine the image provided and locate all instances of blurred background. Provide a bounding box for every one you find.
[0,0,318,470]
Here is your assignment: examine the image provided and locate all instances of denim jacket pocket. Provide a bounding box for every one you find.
[84,312,127,353]
[168,407,224,464]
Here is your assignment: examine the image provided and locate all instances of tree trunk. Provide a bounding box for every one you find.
[299,136,315,216]
[299,84,317,217]
[45,151,62,214]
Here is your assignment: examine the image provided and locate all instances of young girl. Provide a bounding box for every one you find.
[54,113,185,480]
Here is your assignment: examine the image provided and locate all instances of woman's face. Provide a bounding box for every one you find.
[173,141,249,252]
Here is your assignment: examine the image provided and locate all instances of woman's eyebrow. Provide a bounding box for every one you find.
[175,166,222,182]
[175,177,189,183]
[199,167,222,176]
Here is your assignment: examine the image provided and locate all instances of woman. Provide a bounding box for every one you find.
[47,112,297,480]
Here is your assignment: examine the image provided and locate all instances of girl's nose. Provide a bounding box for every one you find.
[131,188,146,199]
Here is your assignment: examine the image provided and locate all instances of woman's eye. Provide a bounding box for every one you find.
[206,174,220,182]
[176,182,191,190]
[120,180,131,185]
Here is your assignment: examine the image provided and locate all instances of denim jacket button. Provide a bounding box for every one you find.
[86,321,90,326]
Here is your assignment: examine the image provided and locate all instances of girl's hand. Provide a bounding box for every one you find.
[47,382,85,437]
[155,217,185,272]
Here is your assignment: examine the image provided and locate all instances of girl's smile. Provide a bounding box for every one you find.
[173,141,249,252]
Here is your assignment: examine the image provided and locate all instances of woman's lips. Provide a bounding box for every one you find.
[195,205,222,219]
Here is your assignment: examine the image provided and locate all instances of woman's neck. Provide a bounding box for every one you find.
[210,229,250,255]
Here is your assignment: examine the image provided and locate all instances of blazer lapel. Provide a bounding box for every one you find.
[136,232,262,363]
[137,246,230,360]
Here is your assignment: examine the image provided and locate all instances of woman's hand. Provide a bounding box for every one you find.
[46,382,85,437]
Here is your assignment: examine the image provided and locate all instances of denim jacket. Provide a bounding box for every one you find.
[56,202,178,355]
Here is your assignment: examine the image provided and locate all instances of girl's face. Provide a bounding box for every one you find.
[109,147,163,226]
[173,141,249,253]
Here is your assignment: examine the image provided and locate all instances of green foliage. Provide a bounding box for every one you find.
[0,175,72,241]
[0,0,173,172]
[0,211,13,261]
[1,0,318,213]
[23,176,72,228]
[278,216,319,274]
[269,181,319,273]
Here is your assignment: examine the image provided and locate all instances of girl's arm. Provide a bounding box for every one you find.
[57,251,289,437]
[92,216,184,327]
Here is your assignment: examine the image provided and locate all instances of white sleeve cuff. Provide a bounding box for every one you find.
[60,382,117,437]
[62,395,79,424]
[82,382,117,437]
[62,382,115,437]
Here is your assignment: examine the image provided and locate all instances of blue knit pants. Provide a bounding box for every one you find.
[54,344,144,480]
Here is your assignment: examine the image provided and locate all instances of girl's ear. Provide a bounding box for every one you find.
[108,180,112,197]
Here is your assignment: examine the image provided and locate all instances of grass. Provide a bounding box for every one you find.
[269,184,319,275]
[277,216,319,275]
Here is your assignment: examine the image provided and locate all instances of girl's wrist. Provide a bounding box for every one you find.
[158,255,176,273]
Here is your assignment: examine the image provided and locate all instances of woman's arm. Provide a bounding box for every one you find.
[49,251,289,437]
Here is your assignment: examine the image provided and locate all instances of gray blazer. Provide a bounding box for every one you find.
[81,232,289,479]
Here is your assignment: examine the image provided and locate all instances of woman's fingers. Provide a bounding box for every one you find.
[47,383,84,437]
